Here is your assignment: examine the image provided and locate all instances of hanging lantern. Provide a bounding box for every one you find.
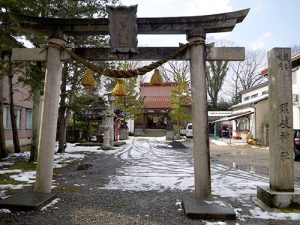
[112,79,127,96]
[81,69,96,88]
[150,68,163,85]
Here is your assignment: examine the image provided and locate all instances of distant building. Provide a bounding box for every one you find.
[2,71,32,149]
[135,82,191,131]
[217,53,300,145]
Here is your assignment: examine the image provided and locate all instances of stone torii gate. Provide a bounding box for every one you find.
[9,6,248,218]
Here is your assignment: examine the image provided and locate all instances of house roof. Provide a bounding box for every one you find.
[239,81,268,95]
[140,82,175,109]
[213,111,253,122]
[231,94,268,109]
[261,53,300,76]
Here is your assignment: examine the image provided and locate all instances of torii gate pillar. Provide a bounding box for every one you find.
[182,29,236,219]
[187,29,211,198]
[34,34,65,193]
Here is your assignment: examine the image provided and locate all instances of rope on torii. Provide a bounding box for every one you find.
[48,39,205,78]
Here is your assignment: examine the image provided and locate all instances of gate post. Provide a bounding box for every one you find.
[182,29,236,219]
[187,29,211,198]
[34,34,65,193]
[257,48,300,208]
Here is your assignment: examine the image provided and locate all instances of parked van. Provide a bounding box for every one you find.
[186,123,193,138]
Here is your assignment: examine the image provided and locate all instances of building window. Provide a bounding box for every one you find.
[3,106,10,129]
[3,106,21,129]
[262,91,268,95]
[26,109,32,129]
[251,94,258,98]
[244,96,249,101]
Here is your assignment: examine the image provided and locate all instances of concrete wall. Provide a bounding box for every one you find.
[242,84,268,102]
[254,99,269,145]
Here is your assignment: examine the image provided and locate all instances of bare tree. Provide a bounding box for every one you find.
[160,61,190,83]
[206,61,228,110]
[291,45,300,55]
[226,49,267,103]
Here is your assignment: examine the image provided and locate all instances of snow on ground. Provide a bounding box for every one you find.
[1,137,300,220]
[99,137,300,221]
[210,139,229,146]
[41,198,60,211]
[0,144,105,200]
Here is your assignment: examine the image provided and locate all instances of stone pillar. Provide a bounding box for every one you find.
[188,30,211,198]
[102,116,114,150]
[257,48,300,208]
[109,116,114,146]
[268,48,294,191]
[102,117,110,147]
[34,36,65,193]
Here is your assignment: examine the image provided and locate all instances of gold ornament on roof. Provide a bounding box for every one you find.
[150,69,163,85]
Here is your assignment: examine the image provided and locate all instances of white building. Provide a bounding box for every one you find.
[228,53,300,144]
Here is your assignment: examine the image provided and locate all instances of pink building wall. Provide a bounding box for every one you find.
[3,71,33,147]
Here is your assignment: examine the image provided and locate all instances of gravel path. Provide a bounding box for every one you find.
[1,137,300,225]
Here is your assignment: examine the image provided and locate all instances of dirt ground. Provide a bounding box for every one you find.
[184,138,300,186]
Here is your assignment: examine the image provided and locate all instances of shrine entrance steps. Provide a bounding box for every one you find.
[134,129,166,137]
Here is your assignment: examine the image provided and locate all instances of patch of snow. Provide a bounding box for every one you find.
[41,198,60,211]
[0,209,11,214]
[0,184,30,190]
[65,144,104,154]
[204,222,227,225]
[9,152,30,159]
[10,171,36,184]
[100,138,195,191]
[53,153,85,168]
[0,169,22,174]
[210,140,228,146]
[0,162,13,167]
[204,200,227,208]
[247,207,300,220]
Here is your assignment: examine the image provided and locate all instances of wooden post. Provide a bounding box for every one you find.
[188,29,211,198]
[34,36,65,193]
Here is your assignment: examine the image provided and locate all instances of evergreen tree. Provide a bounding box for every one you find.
[169,82,191,134]
[113,77,144,119]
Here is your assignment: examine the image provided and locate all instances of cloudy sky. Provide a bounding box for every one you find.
[119,0,299,51]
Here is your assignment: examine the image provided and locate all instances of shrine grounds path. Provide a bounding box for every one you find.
[1,137,300,225]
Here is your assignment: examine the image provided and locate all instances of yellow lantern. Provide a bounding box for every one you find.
[150,68,163,85]
[112,80,127,96]
[81,69,96,88]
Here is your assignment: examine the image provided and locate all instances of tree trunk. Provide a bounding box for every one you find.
[29,87,41,162]
[0,76,8,159]
[57,64,68,153]
[8,64,21,153]
[64,108,72,142]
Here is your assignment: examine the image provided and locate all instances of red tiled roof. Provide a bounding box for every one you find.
[140,83,175,109]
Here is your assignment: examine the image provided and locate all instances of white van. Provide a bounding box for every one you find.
[186,123,193,138]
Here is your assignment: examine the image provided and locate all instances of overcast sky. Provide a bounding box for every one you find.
[119,0,299,51]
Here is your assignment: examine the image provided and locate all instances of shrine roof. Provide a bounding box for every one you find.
[140,83,175,109]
